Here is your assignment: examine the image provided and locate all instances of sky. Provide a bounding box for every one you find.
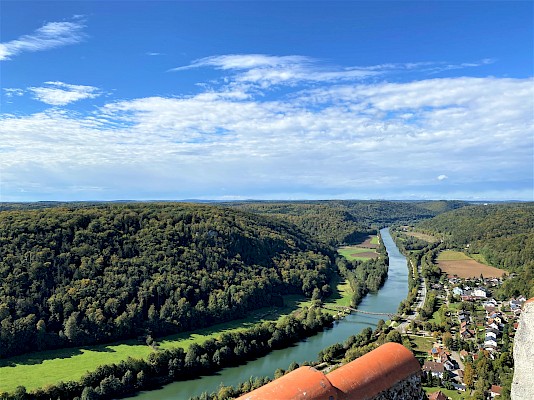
[1,1,533,202]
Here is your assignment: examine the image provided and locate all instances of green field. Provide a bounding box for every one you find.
[437,250,472,261]
[408,335,434,357]
[423,386,469,400]
[370,235,379,245]
[469,253,493,266]
[0,277,352,394]
[324,275,353,308]
[405,231,438,243]
[337,246,378,261]
[0,297,309,393]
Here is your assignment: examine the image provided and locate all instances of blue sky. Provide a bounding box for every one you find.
[1,1,533,201]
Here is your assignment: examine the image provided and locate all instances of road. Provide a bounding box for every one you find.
[397,259,427,333]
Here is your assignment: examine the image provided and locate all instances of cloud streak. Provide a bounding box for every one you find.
[170,54,379,87]
[0,20,86,61]
[29,81,101,106]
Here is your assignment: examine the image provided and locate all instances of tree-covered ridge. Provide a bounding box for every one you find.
[416,202,534,298]
[223,203,372,247]
[416,203,534,270]
[0,203,335,358]
[224,200,459,246]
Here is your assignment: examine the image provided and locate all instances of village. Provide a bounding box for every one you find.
[400,273,524,400]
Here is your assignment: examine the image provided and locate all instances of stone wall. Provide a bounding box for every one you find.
[511,298,534,400]
[372,373,426,400]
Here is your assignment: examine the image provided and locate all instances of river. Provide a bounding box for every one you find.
[133,227,408,399]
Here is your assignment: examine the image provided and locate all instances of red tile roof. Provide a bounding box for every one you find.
[428,390,448,400]
[236,342,421,400]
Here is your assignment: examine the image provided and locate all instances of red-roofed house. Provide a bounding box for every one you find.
[491,385,503,397]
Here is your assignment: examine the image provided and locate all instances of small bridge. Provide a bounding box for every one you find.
[327,305,399,319]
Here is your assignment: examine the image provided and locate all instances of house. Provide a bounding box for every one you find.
[453,287,463,296]
[459,350,469,360]
[443,359,455,371]
[486,331,497,340]
[428,390,448,400]
[474,287,488,298]
[488,322,500,331]
[452,382,466,391]
[491,385,503,397]
[460,327,475,339]
[422,361,445,378]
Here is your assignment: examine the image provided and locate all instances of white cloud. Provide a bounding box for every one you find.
[170,54,379,87]
[0,20,87,61]
[1,63,532,200]
[3,88,24,97]
[29,81,101,106]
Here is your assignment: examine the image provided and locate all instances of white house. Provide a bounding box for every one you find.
[474,287,487,298]
[484,338,498,348]
[488,322,500,331]
[485,331,497,340]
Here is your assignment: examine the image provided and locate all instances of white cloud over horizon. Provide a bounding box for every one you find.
[29,81,101,106]
[0,20,86,61]
[1,71,532,201]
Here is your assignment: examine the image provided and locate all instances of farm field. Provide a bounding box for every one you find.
[337,246,379,260]
[355,235,379,248]
[405,230,438,243]
[437,250,506,278]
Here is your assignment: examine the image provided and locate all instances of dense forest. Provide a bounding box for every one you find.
[0,203,336,357]
[416,202,534,298]
[224,200,467,246]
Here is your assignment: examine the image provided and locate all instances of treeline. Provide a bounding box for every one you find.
[0,307,332,400]
[190,318,396,400]
[337,238,389,307]
[225,200,464,247]
[416,202,534,298]
[0,203,335,357]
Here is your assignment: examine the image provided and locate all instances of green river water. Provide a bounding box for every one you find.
[132,227,408,399]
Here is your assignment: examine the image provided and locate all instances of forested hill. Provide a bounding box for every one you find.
[224,200,467,246]
[0,203,334,358]
[416,202,534,297]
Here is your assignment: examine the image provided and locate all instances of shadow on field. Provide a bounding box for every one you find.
[0,343,118,368]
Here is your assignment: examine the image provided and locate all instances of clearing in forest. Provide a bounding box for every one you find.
[404,230,438,243]
[338,246,379,261]
[437,250,506,278]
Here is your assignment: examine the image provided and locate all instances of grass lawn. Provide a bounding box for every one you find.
[337,246,378,261]
[423,386,469,400]
[323,275,353,309]
[448,302,463,311]
[370,235,379,245]
[0,275,352,394]
[409,335,434,357]
[437,250,472,261]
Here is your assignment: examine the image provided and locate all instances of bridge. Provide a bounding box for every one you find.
[326,305,399,319]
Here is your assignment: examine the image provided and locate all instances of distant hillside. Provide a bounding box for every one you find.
[414,200,470,213]
[416,202,534,297]
[0,203,334,357]
[225,200,466,246]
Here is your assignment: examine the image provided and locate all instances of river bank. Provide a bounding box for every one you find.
[133,227,409,400]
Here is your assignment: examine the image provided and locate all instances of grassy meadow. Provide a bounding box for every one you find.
[0,277,353,393]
